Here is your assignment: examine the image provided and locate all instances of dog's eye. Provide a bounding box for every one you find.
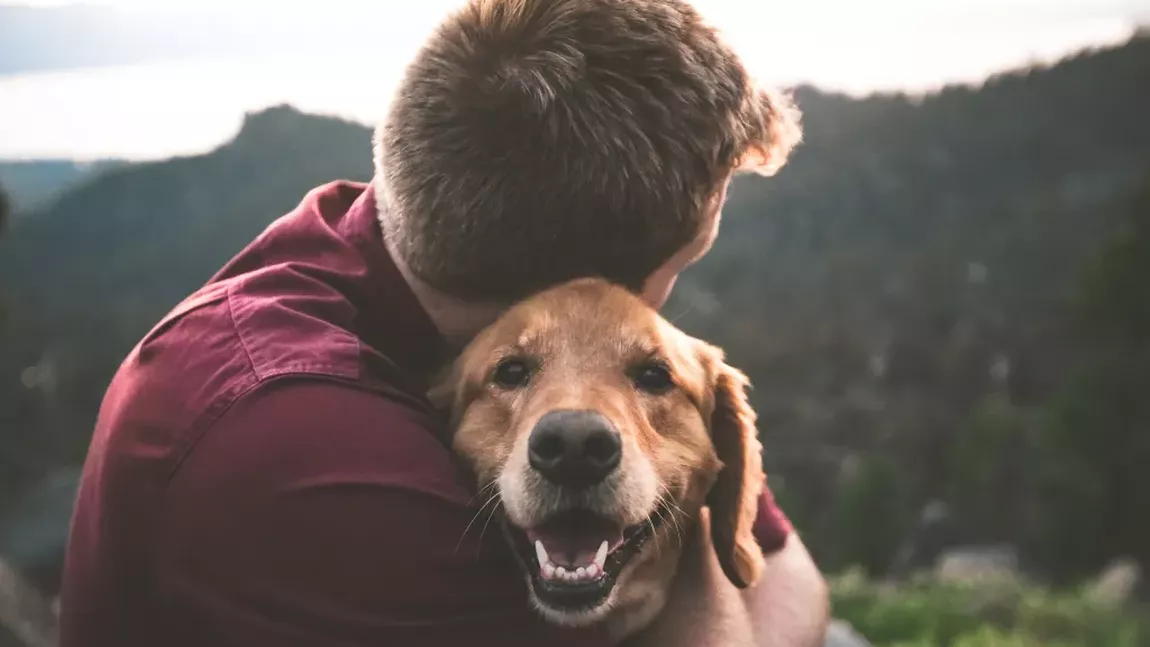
[491,358,532,389]
[633,363,674,394]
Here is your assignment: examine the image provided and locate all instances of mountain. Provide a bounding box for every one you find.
[2,35,1150,587]
[661,34,1150,574]
[0,104,373,500]
[671,34,1150,458]
[0,159,125,215]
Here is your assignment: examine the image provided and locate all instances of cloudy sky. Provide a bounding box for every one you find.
[1,0,1145,160]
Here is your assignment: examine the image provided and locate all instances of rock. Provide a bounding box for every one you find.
[934,544,1019,584]
[1085,557,1141,606]
[0,468,81,596]
[824,619,872,647]
[0,556,58,647]
[887,500,955,578]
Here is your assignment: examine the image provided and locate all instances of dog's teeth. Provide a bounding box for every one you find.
[594,540,609,569]
[533,540,610,583]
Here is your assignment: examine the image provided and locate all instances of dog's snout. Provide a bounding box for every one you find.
[528,410,622,488]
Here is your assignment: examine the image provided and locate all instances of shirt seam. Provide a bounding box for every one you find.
[226,281,260,380]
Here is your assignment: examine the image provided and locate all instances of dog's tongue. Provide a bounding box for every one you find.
[526,510,624,567]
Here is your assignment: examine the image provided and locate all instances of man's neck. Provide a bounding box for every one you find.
[384,236,508,350]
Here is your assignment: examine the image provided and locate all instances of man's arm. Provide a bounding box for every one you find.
[745,533,830,647]
[152,380,606,647]
[628,505,829,647]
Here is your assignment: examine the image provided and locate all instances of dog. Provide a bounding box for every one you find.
[431,277,768,639]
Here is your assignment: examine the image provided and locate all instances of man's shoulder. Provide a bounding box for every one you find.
[108,272,364,425]
[98,273,436,484]
[96,175,448,495]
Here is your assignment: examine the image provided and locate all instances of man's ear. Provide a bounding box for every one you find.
[704,354,767,589]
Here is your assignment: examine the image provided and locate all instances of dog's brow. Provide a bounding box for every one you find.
[512,332,551,355]
[491,344,528,361]
[615,328,661,359]
[493,332,548,361]
[516,330,537,349]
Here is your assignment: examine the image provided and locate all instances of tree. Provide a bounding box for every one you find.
[0,183,8,234]
[0,183,8,329]
[825,454,914,575]
[1032,176,1150,580]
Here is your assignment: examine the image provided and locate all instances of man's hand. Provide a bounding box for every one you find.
[743,530,830,647]
[625,508,829,647]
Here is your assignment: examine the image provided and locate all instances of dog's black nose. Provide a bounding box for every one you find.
[528,410,622,488]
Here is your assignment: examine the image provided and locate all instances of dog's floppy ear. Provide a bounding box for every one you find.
[427,333,493,427]
[427,361,461,415]
[704,351,767,589]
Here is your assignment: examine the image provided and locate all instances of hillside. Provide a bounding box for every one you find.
[663,35,1150,575]
[0,104,373,500]
[671,35,1150,479]
[2,35,1149,589]
[0,160,124,215]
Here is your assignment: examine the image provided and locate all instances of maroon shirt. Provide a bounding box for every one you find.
[59,181,793,647]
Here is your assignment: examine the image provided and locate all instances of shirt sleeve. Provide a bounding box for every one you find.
[152,379,607,647]
[751,483,793,555]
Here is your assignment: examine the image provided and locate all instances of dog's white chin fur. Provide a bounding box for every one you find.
[526,548,672,639]
[527,583,618,627]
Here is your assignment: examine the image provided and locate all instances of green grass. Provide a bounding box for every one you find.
[830,570,1150,646]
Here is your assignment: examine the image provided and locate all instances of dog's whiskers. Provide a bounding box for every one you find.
[456,488,502,554]
[465,479,499,507]
[476,495,505,549]
[667,304,696,324]
[655,485,687,549]
[645,513,662,560]
[660,493,688,525]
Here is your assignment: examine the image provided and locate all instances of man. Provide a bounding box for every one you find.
[59,0,828,645]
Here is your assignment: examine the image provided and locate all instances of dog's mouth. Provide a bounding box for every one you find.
[505,506,667,613]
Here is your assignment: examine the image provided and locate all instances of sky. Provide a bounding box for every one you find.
[0,0,1146,161]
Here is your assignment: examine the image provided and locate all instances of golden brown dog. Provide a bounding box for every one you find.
[432,277,768,638]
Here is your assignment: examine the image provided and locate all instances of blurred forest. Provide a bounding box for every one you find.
[1,32,1149,637]
[663,33,1150,584]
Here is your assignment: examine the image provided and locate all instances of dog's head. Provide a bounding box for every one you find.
[432,278,766,626]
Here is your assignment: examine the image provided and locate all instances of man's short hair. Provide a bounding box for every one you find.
[374,0,802,301]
